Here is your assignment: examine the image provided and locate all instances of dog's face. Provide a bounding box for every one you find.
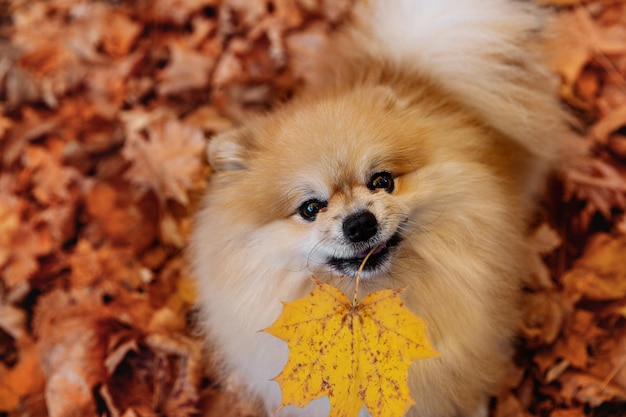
[205,85,486,282]
[302,169,405,278]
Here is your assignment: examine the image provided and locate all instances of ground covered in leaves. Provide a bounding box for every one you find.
[0,1,625,416]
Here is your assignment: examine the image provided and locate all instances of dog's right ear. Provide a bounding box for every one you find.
[207,128,253,172]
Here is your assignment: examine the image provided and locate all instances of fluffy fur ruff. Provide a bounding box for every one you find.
[189,1,569,416]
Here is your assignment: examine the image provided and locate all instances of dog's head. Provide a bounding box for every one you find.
[203,84,503,281]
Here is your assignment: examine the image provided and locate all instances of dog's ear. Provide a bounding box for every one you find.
[207,128,253,172]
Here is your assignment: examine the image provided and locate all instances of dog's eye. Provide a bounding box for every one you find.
[367,172,394,193]
[298,199,327,221]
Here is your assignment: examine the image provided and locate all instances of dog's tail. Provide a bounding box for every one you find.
[351,0,570,162]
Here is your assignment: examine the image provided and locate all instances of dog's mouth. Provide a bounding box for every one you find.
[328,233,403,277]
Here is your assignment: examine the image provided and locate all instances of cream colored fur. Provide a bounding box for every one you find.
[189,1,568,416]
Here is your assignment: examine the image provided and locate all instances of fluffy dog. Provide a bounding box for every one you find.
[190,1,568,416]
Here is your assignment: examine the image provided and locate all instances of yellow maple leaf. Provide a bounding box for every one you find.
[264,277,439,417]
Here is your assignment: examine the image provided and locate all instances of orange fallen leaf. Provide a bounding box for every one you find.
[550,409,586,417]
[0,337,44,412]
[121,113,205,206]
[560,371,626,407]
[562,234,626,302]
[264,278,438,417]
[100,12,141,58]
[157,40,215,96]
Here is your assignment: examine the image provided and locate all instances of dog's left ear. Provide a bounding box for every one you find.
[207,128,253,172]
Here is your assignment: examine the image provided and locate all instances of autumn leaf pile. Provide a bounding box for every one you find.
[0,1,351,416]
[0,0,625,416]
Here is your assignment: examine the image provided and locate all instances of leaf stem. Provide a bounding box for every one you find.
[353,247,377,306]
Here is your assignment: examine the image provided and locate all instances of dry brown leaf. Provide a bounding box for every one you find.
[121,114,206,205]
[103,333,203,417]
[23,145,80,205]
[562,234,626,301]
[68,239,104,288]
[560,371,626,407]
[31,283,194,417]
[212,50,246,87]
[550,409,587,417]
[607,335,626,391]
[564,156,626,227]
[0,115,14,139]
[0,42,42,107]
[0,337,44,412]
[220,0,268,31]
[101,12,142,58]
[157,41,215,96]
[141,0,218,25]
[34,290,108,417]
[0,194,20,269]
[10,2,113,107]
[586,331,626,393]
[0,207,57,289]
[68,240,149,291]
[552,310,603,370]
[83,181,158,253]
[1,107,58,165]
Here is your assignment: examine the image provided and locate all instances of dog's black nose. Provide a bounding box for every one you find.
[343,210,378,243]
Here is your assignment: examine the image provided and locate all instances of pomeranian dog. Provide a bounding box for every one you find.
[190,0,569,416]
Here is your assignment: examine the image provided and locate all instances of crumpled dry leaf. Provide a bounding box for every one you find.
[562,234,626,302]
[1,107,58,166]
[83,181,158,253]
[0,336,44,412]
[33,290,109,417]
[10,2,114,107]
[121,112,206,205]
[100,12,142,58]
[23,145,81,205]
[552,309,604,369]
[549,409,586,417]
[0,193,61,289]
[157,41,215,96]
[560,371,626,407]
[0,194,20,270]
[31,280,202,417]
[102,333,203,417]
[563,156,626,229]
[140,0,217,25]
